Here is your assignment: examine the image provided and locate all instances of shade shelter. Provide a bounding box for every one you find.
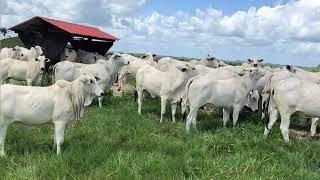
[9,16,119,64]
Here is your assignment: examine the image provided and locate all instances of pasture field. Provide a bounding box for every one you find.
[1,91,320,179]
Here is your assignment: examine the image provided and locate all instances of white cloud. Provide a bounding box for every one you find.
[1,0,320,66]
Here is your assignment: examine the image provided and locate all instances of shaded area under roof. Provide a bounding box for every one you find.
[9,16,119,64]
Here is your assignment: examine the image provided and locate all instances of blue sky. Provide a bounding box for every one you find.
[2,0,320,66]
[143,0,289,16]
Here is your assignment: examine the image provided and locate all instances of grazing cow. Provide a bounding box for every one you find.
[0,72,104,156]
[185,68,264,132]
[0,46,22,59]
[136,64,198,123]
[263,77,320,142]
[76,49,106,64]
[18,46,43,61]
[0,56,50,86]
[60,47,77,62]
[242,58,264,68]
[118,53,157,90]
[53,54,129,107]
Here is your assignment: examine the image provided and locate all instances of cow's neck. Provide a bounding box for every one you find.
[68,79,86,121]
[170,70,188,92]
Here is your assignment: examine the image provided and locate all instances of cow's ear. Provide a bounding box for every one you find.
[247,59,253,63]
[181,68,187,72]
[258,59,264,62]
[94,76,100,81]
[285,65,291,70]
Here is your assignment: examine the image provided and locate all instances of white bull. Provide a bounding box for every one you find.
[118,53,157,90]
[0,46,22,59]
[185,68,264,132]
[242,58,264,68]
[18,46,43,61]
[0,56,50,86]
[190,54,227,68]
[264,76,320,142]
[285,65,320,84]
[53,54,129,107]
[0,72,104,156]
[60,47,77,62]
[76,49,106,64]
[136,64,198,123]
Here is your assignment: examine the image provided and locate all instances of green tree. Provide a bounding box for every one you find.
[0,27,8,38]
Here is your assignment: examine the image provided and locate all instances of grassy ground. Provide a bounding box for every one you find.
[1,92,320,179]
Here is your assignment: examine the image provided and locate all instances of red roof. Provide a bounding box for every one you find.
[40,17,119,41]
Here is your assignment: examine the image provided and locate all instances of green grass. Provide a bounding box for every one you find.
[1,93,320,179]
[0,37,24,48]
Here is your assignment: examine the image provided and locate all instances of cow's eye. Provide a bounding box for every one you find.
[90,80,93,83]
[252,97,256,101]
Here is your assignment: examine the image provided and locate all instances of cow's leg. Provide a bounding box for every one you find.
[0,122,8,157]
[52,134,56,151]
[98,97,103,108]
[26,79,33,86]
[223,108,231,128]
[160,97,168,123]
[279,114,291,142]
[181,98,188,121]
[232,105,241,128]
[137,89,143,115]
[171,103,177,123]
[54,122,66,155]
[186,106,200,132]
[311,117,320,137]
[264,108,279,138]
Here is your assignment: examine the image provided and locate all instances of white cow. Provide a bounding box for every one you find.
[0,72,104,156]
[0,46,22,59]
[264,76,320,142]
[242,58,264,68]
[53,54,129,107]
[185,68,264,132]
[76,49,106,64]
[0,56,50,86]
[190,55,227,68]
[136,64,198,123]
[18,46,43,61]
[60,47,77,62]
[118,53,157,90]
[284,65,320,84]
[158,55,226,72]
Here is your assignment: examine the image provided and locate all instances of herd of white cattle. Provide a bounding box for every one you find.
[0,45,320,156]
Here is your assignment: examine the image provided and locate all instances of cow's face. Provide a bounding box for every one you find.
[246,90,260,112]
[65,48,75,58]
[141,53,157,61]
[80,72,104,97]
[247,58,264,67]
[177,64,199,78]
[112,53,129,66]
[35,56,50,71]
[35,46,43,55]
[284,65,296,73]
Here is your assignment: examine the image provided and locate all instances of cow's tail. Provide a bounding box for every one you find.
[51,63,59,84]
[182,77,195,120]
